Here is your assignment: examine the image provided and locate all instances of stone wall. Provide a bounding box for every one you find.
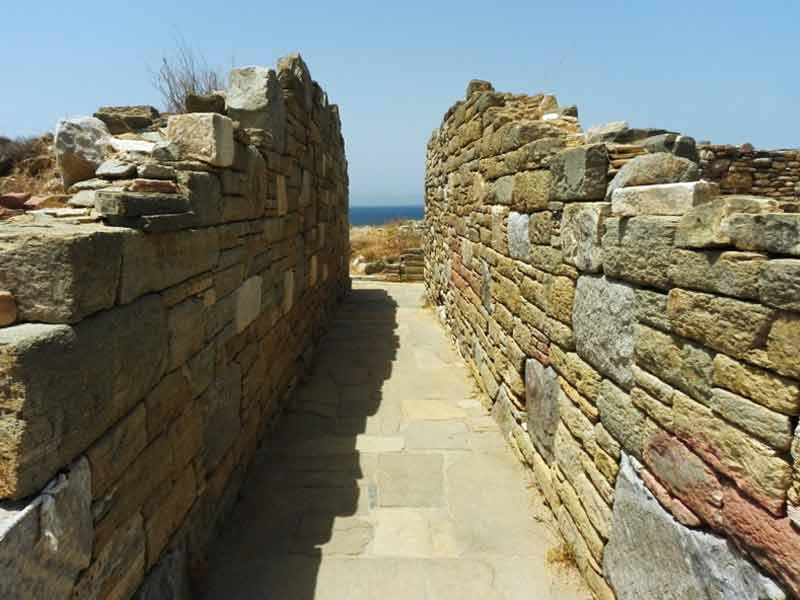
[0,54,350,598]
[699,143,800,200]
[425,80,800,599]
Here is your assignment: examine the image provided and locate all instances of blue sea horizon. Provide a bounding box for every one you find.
[349,204,424,226]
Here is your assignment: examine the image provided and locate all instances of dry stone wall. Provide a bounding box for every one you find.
[699,143,800,200]
[0,53,349,598]
[425,80,800,599]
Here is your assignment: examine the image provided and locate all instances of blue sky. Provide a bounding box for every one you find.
[2,1,797,205]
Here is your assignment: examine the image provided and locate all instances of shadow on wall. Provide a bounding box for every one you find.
[200,287,399,599]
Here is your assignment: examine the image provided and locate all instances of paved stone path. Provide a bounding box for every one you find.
[203,281,590,599]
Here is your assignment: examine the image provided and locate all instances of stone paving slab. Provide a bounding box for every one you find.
[203,281,591,599]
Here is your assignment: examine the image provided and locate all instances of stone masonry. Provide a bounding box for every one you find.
[0,54,350,598]
[425,80,800,599]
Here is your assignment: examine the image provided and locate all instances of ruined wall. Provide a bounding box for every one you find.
[699,143,800,200]
[425,81,800,599]
[0,54,349,598]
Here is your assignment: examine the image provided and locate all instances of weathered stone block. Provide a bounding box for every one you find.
[166,113,234,168]
[713,353,800,416]
[525,359,559,461]
[513,169,552,210]
[673,392,791,515]
[611,181,717,216]
[235,276,263,333]
[597,379,656,461]
[603,454,786,600]
[560,202,611,273]
[759,259,800,311]
[723,213,800,256]
[602,216,679,289]
[669,249,766,300]
[573,275,635,389]
[634,324,713,402]
[0,223,126,324]
[54,117,110,187]
[606,152,700,200]
[666,288,775,360]
[95,190,190,217]
[0,295,166,499]
[675,195,780,248]
[551,144,609,201]
[87,404,147,498]
[0,458,92,599]
[707,387,794,451]
[506,211,530,260]
[119,228,220,304]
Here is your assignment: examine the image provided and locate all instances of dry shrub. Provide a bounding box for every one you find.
[546,540,577,569]
[350,219,423,263]
[151,37,225,113]
[0,134,61,195]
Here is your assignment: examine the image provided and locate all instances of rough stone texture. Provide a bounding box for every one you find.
[0,458,92,599]
[166,113,234,167]
[0,292,17,327]
[0,54,351,600]
[606,152,700,200]
[551,144,609,201]
[573,276,635,389]
[525,359,560,460]
[676,195,780,248]
[507,211,530,260]
[53,117,110,187]
[226,67,287,152]
[611,181,718,216]
[94,105,158,134]
[604,454,786,600]
[760,259,800,311]
[560,202,610,273]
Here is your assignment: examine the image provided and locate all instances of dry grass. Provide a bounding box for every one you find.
[0,134,62,196]
[546,539,578,570]
[350,219,423,263]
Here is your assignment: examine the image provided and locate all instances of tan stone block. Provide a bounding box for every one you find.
[612,181,718,217]
[549,345,602,400]
[634,324,714,402]
[0,291,17,327]
[765,314,800,379]
[544,275,574,324]
[668,249,766,301]
[87,404,147,499]
[630,387,673,431]
[675,195,779,248]
[513,169,552,210]
[602,216,678,289]
[553,468,605,563]
[672,392,791,515]
[708,387,794,451]
[667,288,775,362]
[597,379,658,462]
[713,353,800,416]
[145,368,193,440]
[144,466,196,568]
[166,113,234,167]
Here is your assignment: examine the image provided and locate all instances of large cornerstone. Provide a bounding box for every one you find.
[0,54,350,598]
[424,81,800,599]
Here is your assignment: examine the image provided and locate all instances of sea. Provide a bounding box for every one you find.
[349,204,424,226]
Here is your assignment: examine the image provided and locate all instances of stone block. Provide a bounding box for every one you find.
[707,387,794,451]
[524,359,560,461]
[611,181,717,216]
[0,223,126,324]
[560,202,610,273]
[597,379,656,461]
[551,144,609,201]
[0,458,92,599]
[673,392,791,515]
[666,288,775,360]
[669,249,766,300]
[573,275,636,389]
[606,152,700,200]
[765,314,800,379]
[202,364,242,472]
[676,195,780,248]
[72,513,145,600]
[53,117,110,187]
[119,228,220,304]
[95,190,190,217]
[87,404,147,498]
[94,105,158,133]
[235,276,263,333]
[512,169,552,210]
[723,213,800,256]
[634,324,713,402]
[506,211,530,260]
[0,291,16,327]
[602,216,678,289]
[181,170,223,226]
[603,454,786,600]
[759,259,800,311]
[713,353,800,416]
[0,295,166,499]
[166,113,234,168]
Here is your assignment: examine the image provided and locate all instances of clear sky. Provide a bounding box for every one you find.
[2,1,797,206]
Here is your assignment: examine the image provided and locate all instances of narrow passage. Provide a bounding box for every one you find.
[203,281,590,599]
